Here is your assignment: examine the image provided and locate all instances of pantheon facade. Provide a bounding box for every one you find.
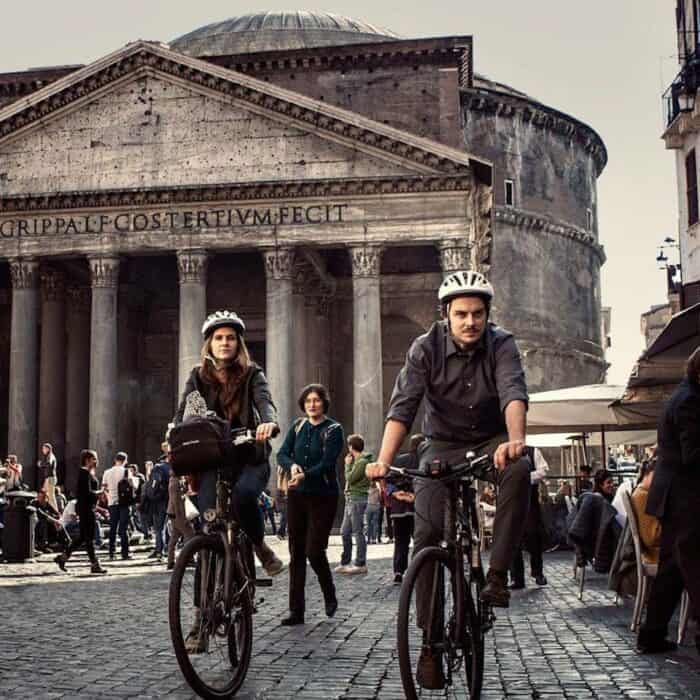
[0,12,607,489]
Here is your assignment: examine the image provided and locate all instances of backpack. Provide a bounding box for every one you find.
[117,467,135,507]
[145,463,169,502]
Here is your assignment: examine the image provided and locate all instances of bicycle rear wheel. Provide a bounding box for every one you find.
[398,546,481,699]
[169,534,253,699]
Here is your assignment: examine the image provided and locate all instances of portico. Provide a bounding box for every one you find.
[0,41,491,485]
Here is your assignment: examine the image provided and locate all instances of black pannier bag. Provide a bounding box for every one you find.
[169,416,230,477]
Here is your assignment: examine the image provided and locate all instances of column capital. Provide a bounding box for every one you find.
[40,269,66,302]
[9,258,40,289]
[263,247,295,281]
[437,238,471,273]
[349,244,382,278]
[66,286,91,311]
[177,249,208,284]
[88,255,120,289]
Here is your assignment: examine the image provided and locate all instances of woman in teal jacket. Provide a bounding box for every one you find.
[277,383,344,626]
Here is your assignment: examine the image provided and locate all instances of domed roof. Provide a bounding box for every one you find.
[171,11,400,57]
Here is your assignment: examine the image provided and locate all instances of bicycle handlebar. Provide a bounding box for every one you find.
[230,426,280,446]
[388,452,493,481]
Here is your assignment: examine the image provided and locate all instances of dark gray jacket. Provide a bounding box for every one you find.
[174,363,277,430]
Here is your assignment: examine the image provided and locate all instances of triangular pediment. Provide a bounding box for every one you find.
[0,41,489,198]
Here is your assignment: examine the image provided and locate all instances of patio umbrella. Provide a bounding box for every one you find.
[527,384,655,463]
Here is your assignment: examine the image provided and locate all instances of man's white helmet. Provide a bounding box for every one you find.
[201,310,246,339]
[438,270,494,304]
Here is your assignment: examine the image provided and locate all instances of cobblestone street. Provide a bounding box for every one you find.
[1,541,699,699]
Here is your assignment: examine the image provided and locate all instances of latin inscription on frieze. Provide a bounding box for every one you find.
[0,203,349,238]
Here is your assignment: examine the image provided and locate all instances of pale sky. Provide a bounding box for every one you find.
[0,1,678,385]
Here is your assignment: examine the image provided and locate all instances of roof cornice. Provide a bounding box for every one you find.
[0,41,489,180]
[0,175,472,213]
[495,206,606,264]
[463,88,607,176]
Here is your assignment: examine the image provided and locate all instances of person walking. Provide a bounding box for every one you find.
[638,347,700,655]
[277,384,344,626]
[336,434,372,575]
[101,452,132,561]
[55,450,107,574]
[389,433,425,583]
[37,443,59,511]
[509,446,549,589]
[166,471,195,570]
[365,481,382,544]
[146,447,172,561]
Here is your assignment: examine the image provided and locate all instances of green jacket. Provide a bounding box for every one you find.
[345,451,373,499]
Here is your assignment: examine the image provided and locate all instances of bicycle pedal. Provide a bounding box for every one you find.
[255,578,273,587]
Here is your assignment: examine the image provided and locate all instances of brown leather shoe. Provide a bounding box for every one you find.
[481,569,510,608]
[416,648,445,690]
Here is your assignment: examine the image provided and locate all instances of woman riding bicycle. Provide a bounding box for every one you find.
[173,310,284,615]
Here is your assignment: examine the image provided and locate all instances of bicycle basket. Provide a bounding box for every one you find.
[169,416,230,477]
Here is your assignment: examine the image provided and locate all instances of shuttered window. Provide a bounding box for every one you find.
[686,149,699,226]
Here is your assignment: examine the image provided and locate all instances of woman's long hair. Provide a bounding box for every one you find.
[198,331,252,420]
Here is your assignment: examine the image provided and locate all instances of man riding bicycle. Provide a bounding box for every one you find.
[367,270,531,683]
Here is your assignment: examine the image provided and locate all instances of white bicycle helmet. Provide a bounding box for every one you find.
[201,310,246,339]
[438,270,494,304]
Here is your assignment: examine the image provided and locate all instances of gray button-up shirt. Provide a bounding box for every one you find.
[386,321,528,444]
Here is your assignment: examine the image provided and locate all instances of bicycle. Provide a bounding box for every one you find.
[392,451,496,699]
[169,428,273,699]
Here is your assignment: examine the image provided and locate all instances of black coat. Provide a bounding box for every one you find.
[568,491,620,573]
[646,378,700,520]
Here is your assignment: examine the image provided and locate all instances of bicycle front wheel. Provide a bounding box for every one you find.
[397,546,482,699]
[169,534,253,699]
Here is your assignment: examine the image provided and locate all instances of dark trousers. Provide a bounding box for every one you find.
[108,504,130,557]
[510,489,544,583]
[287,490,338,616]
[278,503,287,537]
[384,506,394,540]
[640,485,700,640]
[393,516,414,575]
[199,463,270,546]
[414,436,531,627]
[65,512,97,564]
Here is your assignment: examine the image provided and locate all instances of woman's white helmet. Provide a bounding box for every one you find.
[201,310,246,339]
[438,270,494,304]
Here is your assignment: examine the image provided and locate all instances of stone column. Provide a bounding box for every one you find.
[8,258,40,486]
[64,287,91,496]
[38,269,67,469]
[88,255,120,473]
[437,238,471,274]
[177,250,208,393]
[350,245,384,455]
[306,295,331,386]
[263,247,296,464]
[291,263,308,396]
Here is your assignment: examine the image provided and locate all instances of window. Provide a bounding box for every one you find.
[686,148,699,226]
[504,179,514,207]
[586,208,593,231]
